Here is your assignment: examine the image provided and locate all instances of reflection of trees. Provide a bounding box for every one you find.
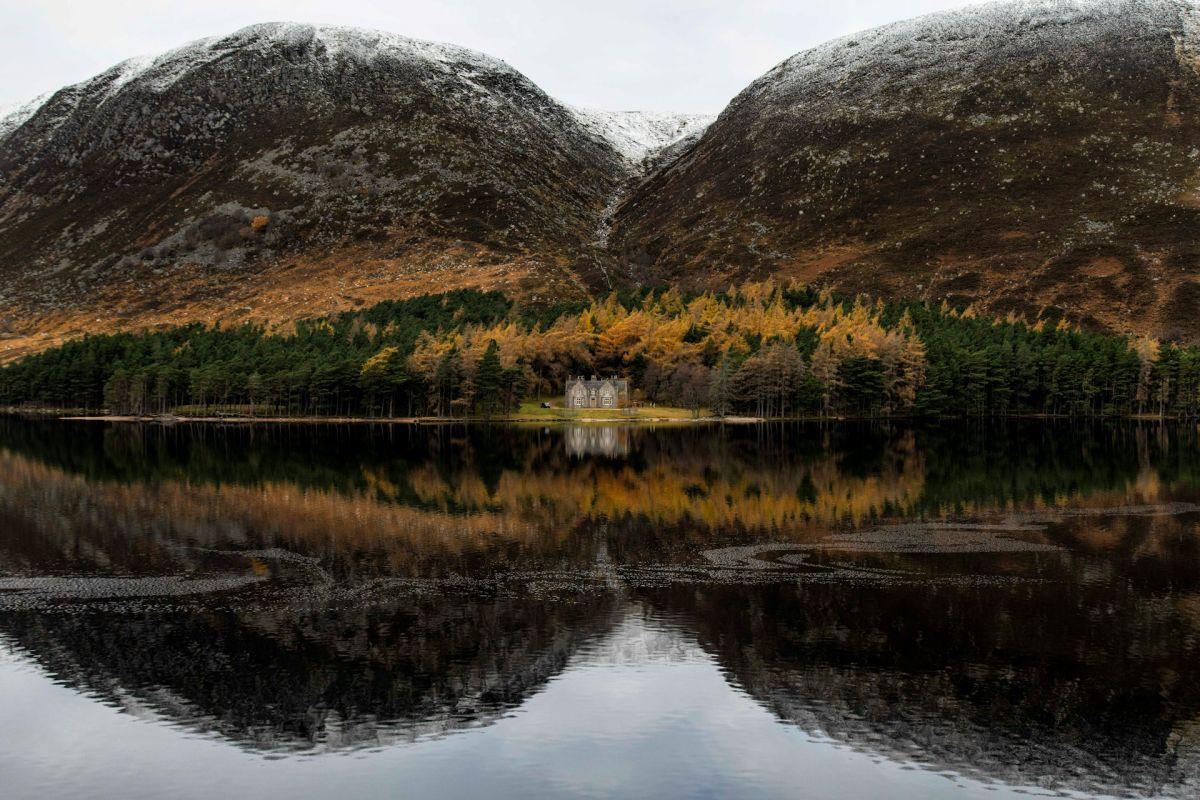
[5,419,1200,590]
[648,576,1200,797]
[1044,512,1200,597]
[4,419,1198,542]
[0,592,622,753]
[0,423,924,562]
[910,421,1200,514]
[5,420,1200,584]
[0,452,629,582]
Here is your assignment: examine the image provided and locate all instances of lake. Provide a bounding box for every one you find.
[2,417,1200,799]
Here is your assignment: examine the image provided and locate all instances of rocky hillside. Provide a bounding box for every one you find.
[5,1,1200,358]
[0,23,647,359]
[611,0,1200,339]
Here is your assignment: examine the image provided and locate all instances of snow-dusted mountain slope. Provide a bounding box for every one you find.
[0,22,632,358]
[612,0,1200,340]
[0,93,50,141]
[749,0,1200,110]
[0,21,620,181]
[568,108,714,165]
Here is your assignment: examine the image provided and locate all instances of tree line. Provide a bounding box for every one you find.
[1,281,1198,418]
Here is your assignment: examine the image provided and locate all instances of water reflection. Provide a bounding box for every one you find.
[3,418,1200,797]
[563,425,631,457]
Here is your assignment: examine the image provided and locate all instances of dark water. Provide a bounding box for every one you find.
[3,418,1200,799]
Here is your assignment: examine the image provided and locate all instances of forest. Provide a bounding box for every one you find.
[1,281,1198,418]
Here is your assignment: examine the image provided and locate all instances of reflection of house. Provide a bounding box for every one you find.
[563,426,630,458]
[565,376,629,409]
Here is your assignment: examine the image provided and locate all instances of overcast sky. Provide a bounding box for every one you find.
[0,0,981,113]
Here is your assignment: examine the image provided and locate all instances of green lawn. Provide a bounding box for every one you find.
[127,399,706,422]
[511,399,705,421]
[172,404,270,417]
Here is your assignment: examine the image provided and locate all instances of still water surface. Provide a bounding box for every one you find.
[2,418,1200,798]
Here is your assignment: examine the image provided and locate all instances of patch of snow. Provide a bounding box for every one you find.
[98,54,161,100]
[78,22,528,107]
[0,91,51,140]
[568,107,714,164]
[573,609,710,666]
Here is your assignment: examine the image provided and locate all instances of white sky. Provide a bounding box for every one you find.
[0,0,980,113]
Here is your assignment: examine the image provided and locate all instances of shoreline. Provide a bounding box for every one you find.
[1,408,1193,425]
[11,411,757,425]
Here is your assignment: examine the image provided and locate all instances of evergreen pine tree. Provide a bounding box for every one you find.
[474,340,504,419]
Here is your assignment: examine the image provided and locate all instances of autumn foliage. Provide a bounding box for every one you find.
[406,282,927,416]
[0,280,1194,418]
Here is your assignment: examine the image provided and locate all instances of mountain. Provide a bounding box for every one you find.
[611,0,1200,338]
[0,23,701,360]
[4,1,1200,359]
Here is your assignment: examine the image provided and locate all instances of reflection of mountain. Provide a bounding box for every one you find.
[654,572,1200,798]
[8,567,1200,796]
[0,593,622,753]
